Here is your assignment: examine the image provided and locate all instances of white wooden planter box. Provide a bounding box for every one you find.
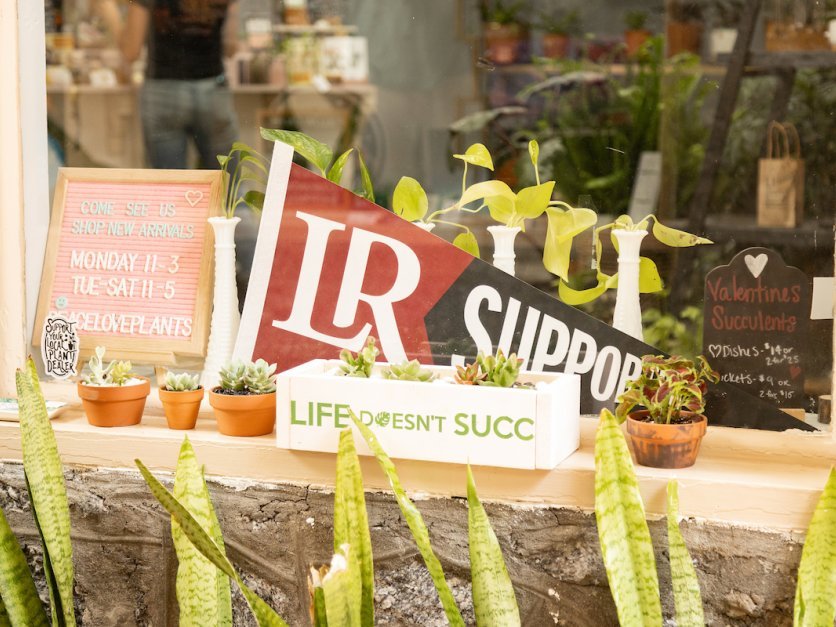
[276,359,581,470]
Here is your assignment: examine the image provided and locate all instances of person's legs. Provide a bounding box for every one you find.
[140,80,190,169]
[192,77,239,168]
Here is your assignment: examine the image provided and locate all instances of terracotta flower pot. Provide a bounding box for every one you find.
[159,387,205,430]
[209,389,276,437]
[484,22,526,64]
[666,20,702,57]
[78,378,150,427]
[624,29,651,57]
[542,33,570,59]
[625,410,707,468]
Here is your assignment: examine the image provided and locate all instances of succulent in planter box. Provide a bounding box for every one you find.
[77,346,150,427]
[159,371,203,431]
[338,336,379,378]
[382,360,436,382]
[615,354,719,468]
[208,359,278,437]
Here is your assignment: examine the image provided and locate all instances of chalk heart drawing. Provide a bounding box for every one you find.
[790,365,802,380]
[185,190,203,207]
[744,253,768,279]
[707,344,722,359]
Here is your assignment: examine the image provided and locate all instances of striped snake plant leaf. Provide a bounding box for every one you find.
[666,481,704,627]
[135,460,288,627]
[349,412,465,627]
[16,359,75,626]
[172,437,232,626]
[794,467,836,627]
[0,506,49,626]
[334,430,374,626]
[467,465,520,627]
[25,472,62,626]
[322,547,359,627]
[594,409,662,627]
[0,597,11,627]
[309,567,329,627]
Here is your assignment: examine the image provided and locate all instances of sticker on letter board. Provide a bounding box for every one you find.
[40,315,80,380]
[236,141,813,431]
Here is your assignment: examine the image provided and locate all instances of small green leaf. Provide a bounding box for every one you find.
[514,182,554,220]
[453,143,494,170]
[528,140,539,172]
[0,507,49,626]
[260,128,333,176]
[453,232,480,258]
[243,191,266,213]
[217,155,230,168]
[327,149,354,185]
[392,177,429,222]
[485,195,515,227]
[357,151,375,202]
[666,481,705,627]
[638,257,664,294]
[349,413,465,627]
[460,180,514,208]
[649,217,712,247]
[467,466,520,626]
[543,207,597,281]
[558,273,617,305]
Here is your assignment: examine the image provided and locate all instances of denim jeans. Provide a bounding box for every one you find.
[140,76,238,169]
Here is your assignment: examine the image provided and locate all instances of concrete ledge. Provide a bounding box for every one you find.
[0,382,832,532]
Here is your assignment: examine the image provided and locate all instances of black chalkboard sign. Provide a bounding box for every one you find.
[703,248,810,409]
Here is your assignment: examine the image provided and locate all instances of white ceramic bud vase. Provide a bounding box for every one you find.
[488,225,521,276]
[612,229,647,341]
[201,216,242,390]
[413,221,435,232]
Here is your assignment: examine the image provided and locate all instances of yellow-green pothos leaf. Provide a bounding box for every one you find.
[666,481,704,627]
[638,257,664,294]
[453,143,494,170]
[558,273,618,305]
[648,216,712,247]
[453,231,480,258]
[485,195,515,227]
[349,412,465,627]
[327,149,354,185]
[135,460,288,627]
[0,507,49,627]
[594,409,661,627]
[794,467,836,627]
[17,359,75,626]
[514,181,554,220]
[467,466,520,627]
[392,176,428,222]
[172,437,232,627]
[459,180,514,208]
[543,206,597,281]
[357,151,375,202]
[528,140,539,173]
[334,429,374,627]
[260,128,333,176]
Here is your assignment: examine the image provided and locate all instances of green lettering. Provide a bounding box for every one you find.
[454,413,469,436]
[416,414,430,431]
[317,402,333,427]
[290,400,307,426]
[404,413,415,430]
[359,410,374,426]
[392,413,403,430]
[334,404,350,429]
[493,416,513,439]
[515,417,534,441]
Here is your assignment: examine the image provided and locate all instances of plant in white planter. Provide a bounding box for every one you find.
[558,214,711,341]
[710,0,743,58]
[382,359,437,382]
[78,346,150,427]
[159,371,203,430]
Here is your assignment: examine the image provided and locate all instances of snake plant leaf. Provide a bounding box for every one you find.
[260,128,333,176]
[135,460,288,627]
[453,143,494,170]
[794,467,836,627]
[310,574,328,627]
[327,149,354,185]
[638,257,664,294]
[0,507,49,626]
[666,481,704,627]
[357,152,375,202]
[467,466,520,627]
[322,547,360,627]
[392,176,428,222]
[453,232,480,258]
[16,359,75,626]
[543,206,597,281]
[515,182,554,220]
[172,437,232,627]
[647,216,712,247]
[594,409,662,627]
[349,413,465,627]
[334,430,374,627]
[460,180,514,209]
[26,472,62,626]
[0,600,11,627]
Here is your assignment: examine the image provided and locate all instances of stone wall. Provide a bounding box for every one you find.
[0,461,802,626]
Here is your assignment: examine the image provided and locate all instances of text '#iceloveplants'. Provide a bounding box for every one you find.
[290,400,534,441]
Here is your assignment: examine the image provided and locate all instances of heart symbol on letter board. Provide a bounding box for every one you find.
[790,365,802,380]
[744,253,768,279]
[184,190,204,207]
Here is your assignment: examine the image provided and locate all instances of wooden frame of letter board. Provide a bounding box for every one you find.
[33,168,222,365]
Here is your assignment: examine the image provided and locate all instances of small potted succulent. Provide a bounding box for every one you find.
[159,371,203,430]
[208,359,277,437]
[666,0,704,57]
[615,354,719,468]
[539,9,581,59]
[77,346,150,427]
[624,10,652,57]
[481,0,528,65]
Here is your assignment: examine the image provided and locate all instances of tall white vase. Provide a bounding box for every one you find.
[201,216,242,390]
[488,225,521,276]
[612,229,647,341]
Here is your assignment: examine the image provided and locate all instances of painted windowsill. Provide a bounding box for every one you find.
[0,382,832,532]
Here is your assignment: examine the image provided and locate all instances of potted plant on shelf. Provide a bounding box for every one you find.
[480,0,528,65]
[159,371,203,430]
[539,9,581,60]
[709,0,743,58]
[666,0,704,57]
[624,10,652,57]
[615,354,719,468]
[208,358,277,436]
[77,346,150,427]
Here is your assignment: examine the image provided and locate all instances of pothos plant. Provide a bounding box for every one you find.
[217,142,270,218]
[392,140,597,281]
[557,214,712,305]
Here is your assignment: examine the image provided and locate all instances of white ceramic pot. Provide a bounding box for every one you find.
[611,229,647,341]
[201,216,242,390]
[488,225,521,276]
[710,28,737,58]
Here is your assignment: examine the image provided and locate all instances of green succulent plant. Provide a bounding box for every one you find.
[454,361,488,386]
[218,360,247,392]
[164,371,201,392]
[82,346,137,386]
[244,359,278,395]
[338,336,380,378]
[476,350,523,388]
[382,360,436,382]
